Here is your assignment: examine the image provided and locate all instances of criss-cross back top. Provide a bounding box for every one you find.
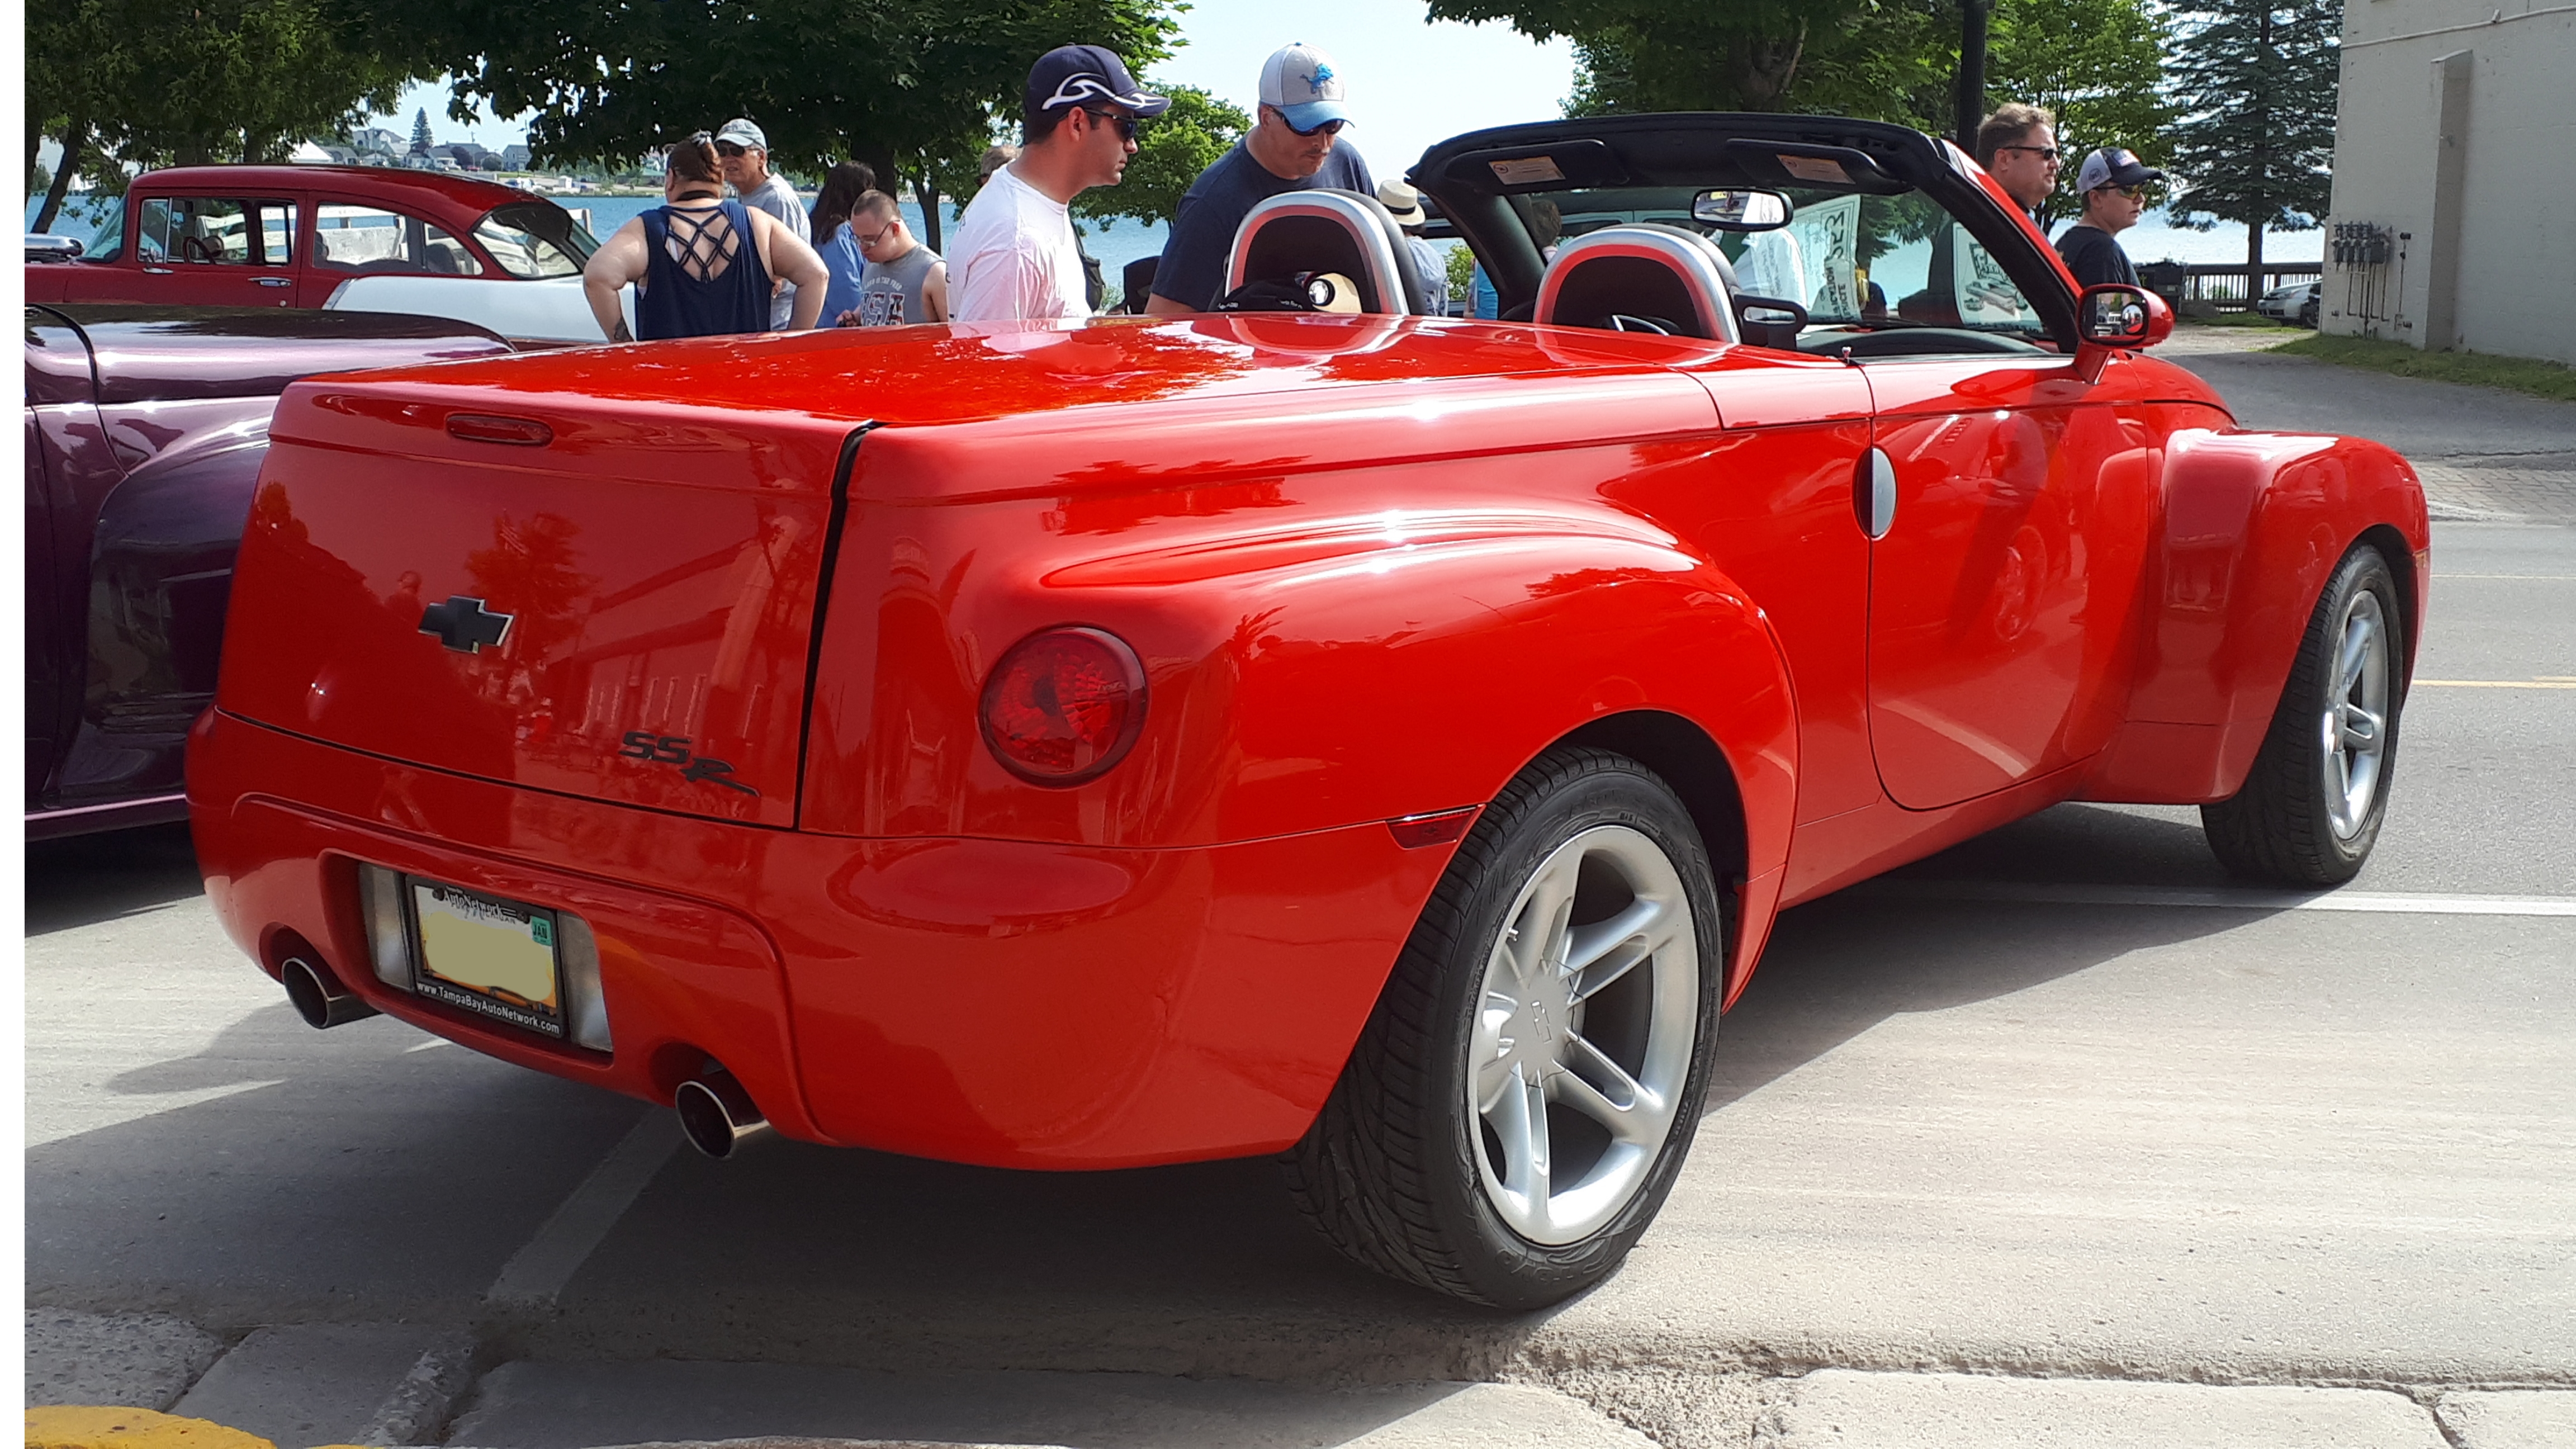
[636,197,775,340]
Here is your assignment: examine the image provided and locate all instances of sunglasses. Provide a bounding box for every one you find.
[1999,144,2061,162]
[2095,183,2149,200]
[854,220,898,248]
[1277,110,1346,138]
[714,141,747,158]
[1081,108,1140,141]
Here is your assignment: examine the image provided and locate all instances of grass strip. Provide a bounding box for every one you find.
[2186,310,2305,329]
[2266,334,2576,403]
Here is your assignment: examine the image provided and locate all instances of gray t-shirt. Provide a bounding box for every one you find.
[737,171,809,328]
[855,243,943,325]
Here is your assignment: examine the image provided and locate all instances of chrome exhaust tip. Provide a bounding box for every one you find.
[674,1072,770,1159]
[281,955,379,1029]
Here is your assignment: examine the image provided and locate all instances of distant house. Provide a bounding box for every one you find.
[353,127,406,157]
[502,144,532,172]
[2322,0,2576,363]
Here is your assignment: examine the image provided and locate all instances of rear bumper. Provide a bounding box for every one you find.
[187,709,1456,1168]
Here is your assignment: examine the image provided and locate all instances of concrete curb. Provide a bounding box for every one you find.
[1749,1371,2451,1449]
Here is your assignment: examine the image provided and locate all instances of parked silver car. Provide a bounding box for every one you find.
[2257,278,2322,327]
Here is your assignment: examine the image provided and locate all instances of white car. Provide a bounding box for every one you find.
[325,272,634,344]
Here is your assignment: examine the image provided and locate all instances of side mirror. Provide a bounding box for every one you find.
[1692,188,1793,231]
[2075,283,2172,351]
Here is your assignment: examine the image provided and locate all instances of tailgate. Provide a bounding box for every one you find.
[217,380,859,827]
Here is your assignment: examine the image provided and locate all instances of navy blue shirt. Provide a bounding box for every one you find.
[1150,139,1374,311]
[2054,224,2140,290]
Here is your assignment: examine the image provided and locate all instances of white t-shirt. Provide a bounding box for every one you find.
[947,164,1090,323]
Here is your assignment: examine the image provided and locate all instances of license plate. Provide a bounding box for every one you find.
[406,878,567,1039]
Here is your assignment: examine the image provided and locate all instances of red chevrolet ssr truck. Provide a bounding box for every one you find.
[189,113,2426,1309]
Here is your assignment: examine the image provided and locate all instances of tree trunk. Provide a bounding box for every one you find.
[34,112,87,233]
[1726,23,1807,109]
[2246,220,2266,296]
[1955,0,1993,153]
[912,174,942,253]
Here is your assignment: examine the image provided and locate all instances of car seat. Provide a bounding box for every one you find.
[1533,224,1741,343]
[1223,191,1428,314]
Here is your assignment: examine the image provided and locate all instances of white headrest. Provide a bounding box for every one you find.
[1224,190,1426,314]
[1535,223,1742,343]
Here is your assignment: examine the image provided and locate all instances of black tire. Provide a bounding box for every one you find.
[2202,543,2405,885]
[1282,746,1726,1309]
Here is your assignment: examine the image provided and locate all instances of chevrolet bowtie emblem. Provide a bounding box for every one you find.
[418,595,513,654]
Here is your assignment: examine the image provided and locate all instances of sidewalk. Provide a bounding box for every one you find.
[28,1311,2576,1448]
[2162,326,2576,523]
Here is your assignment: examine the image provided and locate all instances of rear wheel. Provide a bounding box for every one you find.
[1283,747,1725,1309]
[2202,543,2405,884]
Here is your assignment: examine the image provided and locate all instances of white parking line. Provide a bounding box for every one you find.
[1850,880,2576,916]
[484,1110,680,1311]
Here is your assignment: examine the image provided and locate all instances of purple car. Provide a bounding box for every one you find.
[25,303,514,838]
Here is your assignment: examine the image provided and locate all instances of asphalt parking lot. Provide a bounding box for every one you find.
[24,329,2576,1449]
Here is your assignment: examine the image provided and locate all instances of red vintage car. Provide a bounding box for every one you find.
[189,115,2426,1309]
[23,166,596,311]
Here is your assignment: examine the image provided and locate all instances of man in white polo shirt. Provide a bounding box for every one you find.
[948,45,1167,322]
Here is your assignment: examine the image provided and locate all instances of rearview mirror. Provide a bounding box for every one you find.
[1692,188,1793,231]
[2075,284,2172,351]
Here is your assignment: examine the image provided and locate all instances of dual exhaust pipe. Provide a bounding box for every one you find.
[280,953,767,1161]
[673,1071,770,1159]
[282,956,379,1030]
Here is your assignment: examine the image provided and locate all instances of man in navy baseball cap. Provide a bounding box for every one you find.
[1022,44,1171,126]
[948,46,1166,321]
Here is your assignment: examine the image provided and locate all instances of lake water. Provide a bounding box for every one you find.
[29,190,2315,284]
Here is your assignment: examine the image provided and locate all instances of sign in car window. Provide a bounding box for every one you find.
[139,198,296,266]
[311,204,486,276]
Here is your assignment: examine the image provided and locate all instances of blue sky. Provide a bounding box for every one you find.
[369,1,1581,176]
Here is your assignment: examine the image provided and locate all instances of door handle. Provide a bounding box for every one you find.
[254,276,291,287]
[1855,448,1897,540]
[143,266,174,274]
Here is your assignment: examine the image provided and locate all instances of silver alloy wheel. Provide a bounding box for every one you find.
[1468,824,1700,1246]
[2321,589,2392,840]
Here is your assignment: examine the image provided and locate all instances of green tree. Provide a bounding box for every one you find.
[1990,0,2172,226]
[26,0,416,230]
[1445,0,2162,169]
[2162,0,2341,268]
[368,1,1180,212]
[411,106,434,155]
[1439,0,1897,114]
[1073,84,1251,229]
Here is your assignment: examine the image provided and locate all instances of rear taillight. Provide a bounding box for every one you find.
[978,627,1147,785]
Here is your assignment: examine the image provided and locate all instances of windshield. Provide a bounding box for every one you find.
[84,205,125,263]
[472,201,597,280]
[1515,184,2044,339]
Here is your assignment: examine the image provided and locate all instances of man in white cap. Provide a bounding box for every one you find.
[1143,42,1374,314]
[714,118,811,328]
[1377,179,1448,316]
[2056,145,2166,288]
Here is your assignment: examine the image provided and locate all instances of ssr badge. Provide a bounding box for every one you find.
[618,731,758,795]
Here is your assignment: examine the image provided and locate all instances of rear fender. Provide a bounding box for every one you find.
[805,509,1798,875]
[2083,427,2428,803]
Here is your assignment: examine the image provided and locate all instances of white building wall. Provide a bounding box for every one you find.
[2323,0,2576,363]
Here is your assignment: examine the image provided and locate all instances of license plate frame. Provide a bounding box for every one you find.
[404,877,568,1040]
